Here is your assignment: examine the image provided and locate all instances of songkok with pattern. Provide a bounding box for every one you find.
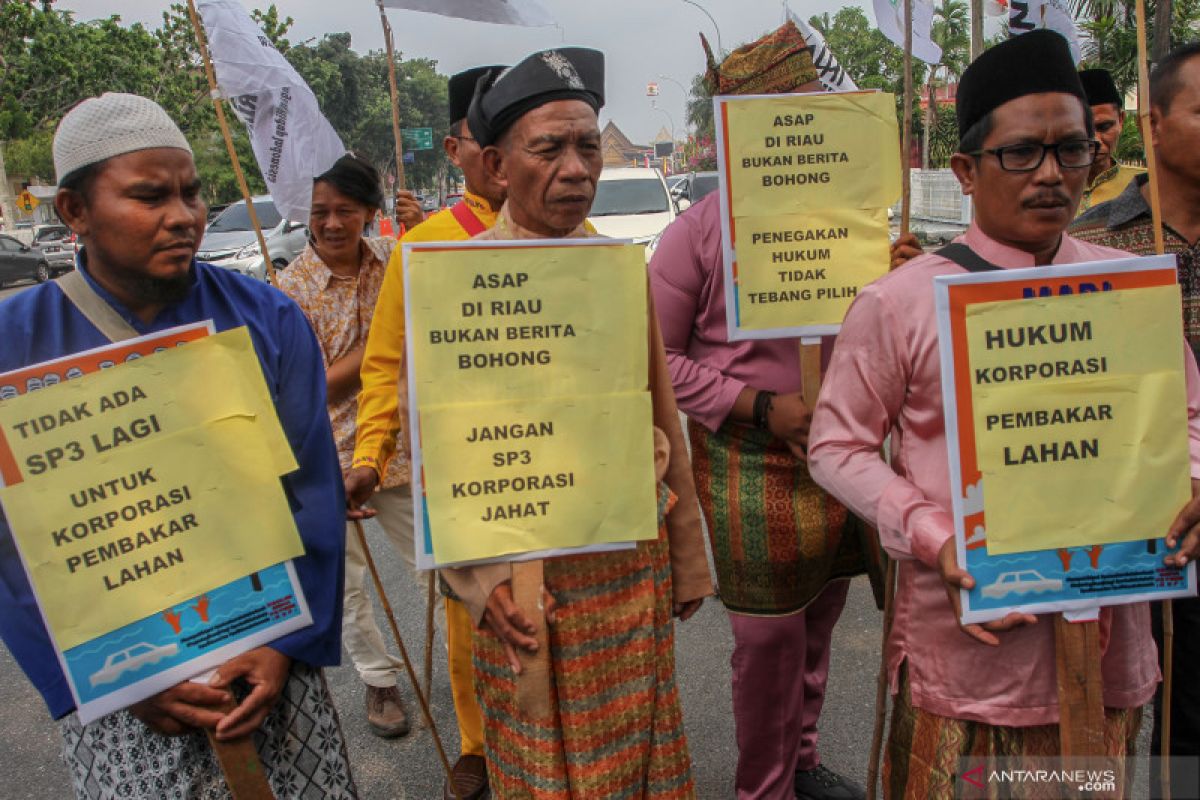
[702,20,818,96]
[467,48,604,147]
[54,93,192,182]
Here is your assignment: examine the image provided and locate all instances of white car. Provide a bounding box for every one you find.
[89,642,180,688]
[980,570,1063,600]
[588,167,677,262]
[197,196,309,281]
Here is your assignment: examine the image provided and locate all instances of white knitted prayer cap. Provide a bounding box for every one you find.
[54,93,192,182]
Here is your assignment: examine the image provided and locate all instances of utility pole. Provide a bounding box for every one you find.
[0,141,15,233]
[970,0,984,59]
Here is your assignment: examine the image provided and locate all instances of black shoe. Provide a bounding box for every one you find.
[795,764,866,800]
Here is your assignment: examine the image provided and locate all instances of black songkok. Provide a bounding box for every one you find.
[957,30,1086,139]
[449,66,507,125]
[1079,68,1123,109]
[467,48,605,147]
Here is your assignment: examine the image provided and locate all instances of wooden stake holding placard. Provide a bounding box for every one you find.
[1053,615,1106,756]
[512,560,554,719]
[205,699,275,800]
[899,0,914,238]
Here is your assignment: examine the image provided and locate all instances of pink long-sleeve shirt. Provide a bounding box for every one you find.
[648,194,804,430]
[808,223,1200,727]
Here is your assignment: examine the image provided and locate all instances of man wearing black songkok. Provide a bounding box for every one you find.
[1077,68,1145,213]
[436,46,714,799]
[810,29,1200,797]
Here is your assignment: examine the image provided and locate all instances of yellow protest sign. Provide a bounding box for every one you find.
[722,92,902,215]
[405,240,658,565]
[966,285,1191,554]
[420,393,657,564]
[729,208,891,332]
[407,242,648,405]
[0,416,305,650]
[0,328,296,485]
[716,91,901,339]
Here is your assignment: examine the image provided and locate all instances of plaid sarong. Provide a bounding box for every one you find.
[884,664,1143,799]
[688,419,882,616]
[472,490,695,799]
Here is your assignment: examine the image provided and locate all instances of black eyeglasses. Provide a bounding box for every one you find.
[970,139,1101,172]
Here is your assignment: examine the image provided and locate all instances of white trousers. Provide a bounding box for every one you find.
[342,486,439,687]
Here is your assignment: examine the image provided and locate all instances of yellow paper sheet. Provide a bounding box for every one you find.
[0,415,305,650]
[407,243,648,405]
[0,328,296,483]
[966,285,1191,554]
[419,392,658,564]
[723,92,901,217]
[730,207,890,331]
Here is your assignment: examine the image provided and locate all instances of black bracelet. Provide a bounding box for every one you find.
[752,390,775,430]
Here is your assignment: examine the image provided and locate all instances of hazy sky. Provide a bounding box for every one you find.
[60,0,873,145]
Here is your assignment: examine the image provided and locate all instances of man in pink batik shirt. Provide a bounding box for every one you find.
[809,31,1200,797]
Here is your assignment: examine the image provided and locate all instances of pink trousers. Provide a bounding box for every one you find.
[730,579,850,800]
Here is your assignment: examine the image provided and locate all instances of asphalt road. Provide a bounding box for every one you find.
[0,278,1154,798]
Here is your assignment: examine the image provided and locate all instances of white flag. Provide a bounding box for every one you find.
[872,0,943,64]
[786,7,859,92]
[1008,0,1082,64]
[379,0,555,26]
[197,0,345,222]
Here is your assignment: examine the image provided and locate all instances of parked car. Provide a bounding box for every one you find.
[670,170,720,210]
[0,232,66,286]
[421,195,439,212]
[197,196,308,281]
[588,167,677,262]
[443,192,464,210]
[31,224,76,270]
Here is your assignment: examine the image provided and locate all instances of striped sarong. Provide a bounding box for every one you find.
[688,418,882,616]
[884,664,1142,799]
[473,492,695,799]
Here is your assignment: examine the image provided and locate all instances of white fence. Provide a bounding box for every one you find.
[897,168,972,225]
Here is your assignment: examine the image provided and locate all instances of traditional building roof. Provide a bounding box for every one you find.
[601,121,653,166]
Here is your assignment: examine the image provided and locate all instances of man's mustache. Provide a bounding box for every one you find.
[1022,191,1070,209]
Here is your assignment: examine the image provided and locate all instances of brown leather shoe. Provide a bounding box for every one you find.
[443,754,489,800]
[365,684,410,738]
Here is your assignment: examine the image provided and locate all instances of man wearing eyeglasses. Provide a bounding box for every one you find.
[808,30,1200,792]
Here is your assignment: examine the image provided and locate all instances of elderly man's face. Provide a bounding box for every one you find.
[445,121,504,207]
[57,148,206,300]
[952,93,1091,256]
[488,100,602,236]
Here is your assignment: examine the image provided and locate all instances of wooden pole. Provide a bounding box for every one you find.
[185,0,278,287]
[375,0,408,192]
[1054,615,1106,756]
[1135,1,1173,792]
[969,0,984,60]
[205,698,276,800]
[900,0,914,237]
[866,559,897,800]
[352,521,463,800]
[424,572,436,707]
[511,560,554,719]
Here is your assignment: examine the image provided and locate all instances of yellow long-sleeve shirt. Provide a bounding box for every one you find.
[352,191,499,477]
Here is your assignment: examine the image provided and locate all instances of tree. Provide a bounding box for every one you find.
[923,0,969,167]
[685,72,714,141]
[0,3,453,203]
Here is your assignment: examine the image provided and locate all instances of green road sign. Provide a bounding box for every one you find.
[401,127,434,151]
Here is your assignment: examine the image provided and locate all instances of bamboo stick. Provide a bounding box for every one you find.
[185,0,278,287]
[375,0,408,192]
